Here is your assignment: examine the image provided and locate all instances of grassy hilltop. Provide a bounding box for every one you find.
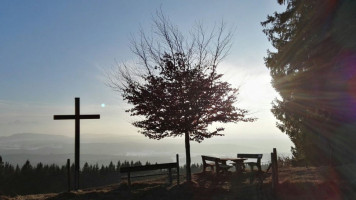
[2,165,356,200]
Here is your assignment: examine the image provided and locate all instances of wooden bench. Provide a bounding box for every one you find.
[120,154,179,187]
[237,154,263,172]
[201,155,231,174]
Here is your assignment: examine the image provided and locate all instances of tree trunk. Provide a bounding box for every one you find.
[185,132,191,181]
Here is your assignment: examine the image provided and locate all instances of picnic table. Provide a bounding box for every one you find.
[202,156,246,174]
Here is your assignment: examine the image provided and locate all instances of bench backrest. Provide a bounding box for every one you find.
[201,155,219,164]
[120,154,180,186]
[120,162,177,173]
[237,154,262,164]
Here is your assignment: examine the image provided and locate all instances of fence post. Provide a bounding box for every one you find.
[67,159,71,192]
[273,148,279,184]
[271,153,276,190]
[271,148,279,192]
[176,154,180,185]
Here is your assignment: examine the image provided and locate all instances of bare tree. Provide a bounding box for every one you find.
[107,12,255,181]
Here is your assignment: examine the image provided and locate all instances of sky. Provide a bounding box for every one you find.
[0,0,293,153]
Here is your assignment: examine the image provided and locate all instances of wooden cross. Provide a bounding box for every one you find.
[54,97,100,190]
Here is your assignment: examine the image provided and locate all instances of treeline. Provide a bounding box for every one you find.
[0,157,202,196]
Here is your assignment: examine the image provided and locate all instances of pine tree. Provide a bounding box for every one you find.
[262,0,356,164]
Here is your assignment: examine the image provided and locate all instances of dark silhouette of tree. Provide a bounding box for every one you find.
[108,12,255,181]
[262,0,356,165]
[108,161,115,172]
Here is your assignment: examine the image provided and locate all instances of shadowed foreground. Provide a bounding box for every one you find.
[2,166,356,200]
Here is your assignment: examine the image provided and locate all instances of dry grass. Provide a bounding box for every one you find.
[277,166,356,200]
[2,166,356,200]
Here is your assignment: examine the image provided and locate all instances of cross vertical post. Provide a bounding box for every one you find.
[75,97,80,190]
[54,97,100,190]
[67,158,71,192]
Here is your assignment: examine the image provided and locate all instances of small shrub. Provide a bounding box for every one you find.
[278,156,292,168]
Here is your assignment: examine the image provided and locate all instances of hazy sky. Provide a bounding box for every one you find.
[0,0,293,152]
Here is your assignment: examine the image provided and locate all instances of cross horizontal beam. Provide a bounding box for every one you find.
[54,115,100,120]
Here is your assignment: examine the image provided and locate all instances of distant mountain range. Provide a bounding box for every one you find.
[0,133,72,152]
[0,133,291,166]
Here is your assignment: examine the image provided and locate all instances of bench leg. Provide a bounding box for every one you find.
[248,163,253,171]
[235,163,244,173]
[203,165,214,173]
